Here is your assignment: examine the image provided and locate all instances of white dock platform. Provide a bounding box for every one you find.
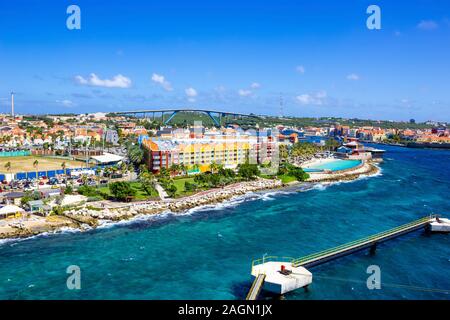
[251,261,312,295]
[430,217,450,232]
[247,215,447,298]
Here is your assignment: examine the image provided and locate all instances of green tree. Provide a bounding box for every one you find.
[237,163,260,180]
[61,161,67,176]
[33,159,39,188]
[169,164,180,176]
[139,171,156,196]
[210,162,219,174]
[165,184,177,198]
[184,181,198,192]
[279,145,289,160]
[324,138,340,151]
[4,161,11,173]
[109,181,136,201]
[179,164,187,175]
[127,144,144,166]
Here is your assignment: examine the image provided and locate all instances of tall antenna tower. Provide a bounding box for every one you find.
[279,92,283,118]
[10,91,15,118]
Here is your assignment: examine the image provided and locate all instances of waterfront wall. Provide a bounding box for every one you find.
[407,142,450,150]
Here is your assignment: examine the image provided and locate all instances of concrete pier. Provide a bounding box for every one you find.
[247,215,444,298]
[249,261,312,297]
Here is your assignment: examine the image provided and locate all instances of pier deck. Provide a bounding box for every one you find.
[246,274,266,300]
[248,215,438,299]
[292,216,434,268]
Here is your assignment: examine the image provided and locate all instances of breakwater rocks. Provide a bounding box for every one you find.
[166,179,283,213]
[0,216,77,240]
[62,179,283,222]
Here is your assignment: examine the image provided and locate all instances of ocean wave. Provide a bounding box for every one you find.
[96,210,173,229]
[176,189,298,215]
[311,183,329,191]
[179,193,255,215]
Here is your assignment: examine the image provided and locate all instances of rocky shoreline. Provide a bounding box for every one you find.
[0,163,380,241]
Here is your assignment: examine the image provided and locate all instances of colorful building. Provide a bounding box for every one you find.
[142,134,275,173]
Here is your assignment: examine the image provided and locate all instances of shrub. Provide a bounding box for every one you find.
[237,163,260,180]
[64,185,73,195]
[184,181,198,192]
[109,181,136,201]
[52,206,65,215]
[165,184,177,197]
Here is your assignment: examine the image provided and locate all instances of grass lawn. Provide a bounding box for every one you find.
[98,181,158,201]
[278,174,298,184]
[0,156,86,173]
[172,177,197,197]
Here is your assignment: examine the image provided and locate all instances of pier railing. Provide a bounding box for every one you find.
[251,256,295,268]
[291,215,436,267]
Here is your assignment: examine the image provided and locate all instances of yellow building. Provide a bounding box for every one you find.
[142,137,252,173]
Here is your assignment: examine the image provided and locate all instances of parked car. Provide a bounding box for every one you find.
[48,178,59,185]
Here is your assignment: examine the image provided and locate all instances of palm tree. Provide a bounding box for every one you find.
[169,164,179,176]
[4,162,11,173]
[210,161,218,174]
[81,174,88,185]
[95,168,102,185]
[179,164,187,176]
[139,164,148,175]
[139,171,156,196]
[61,161,67,176]
[120,161,128,174]
[33,159,39,189]
[193,164,200,172]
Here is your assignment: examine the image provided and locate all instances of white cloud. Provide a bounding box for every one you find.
[56,99,74,107]
[75,73,131,88]
[185,87,198,102]
[215,85,226,92]
[185,87,197,97]
[417,20,438,30]
[296,91,327,106]
[296,65,305,74]
[346,73,360,81]
[238,83,260,97]
[238,89,252,97]
[151,73,173,91]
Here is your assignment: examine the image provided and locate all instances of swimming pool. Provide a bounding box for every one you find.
[303,159,362,172]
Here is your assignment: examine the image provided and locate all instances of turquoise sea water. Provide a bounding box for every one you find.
[0,145,449,300]
[303,159,362,172]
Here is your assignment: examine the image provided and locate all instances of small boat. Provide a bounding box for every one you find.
[430,217,450,233]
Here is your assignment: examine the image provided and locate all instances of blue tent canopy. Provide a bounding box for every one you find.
[16,172,27,180]
[27,172,37,179]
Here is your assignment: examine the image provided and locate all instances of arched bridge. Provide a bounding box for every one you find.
[110,108,260,126]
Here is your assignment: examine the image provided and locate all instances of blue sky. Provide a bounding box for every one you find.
[0,0,449,121]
